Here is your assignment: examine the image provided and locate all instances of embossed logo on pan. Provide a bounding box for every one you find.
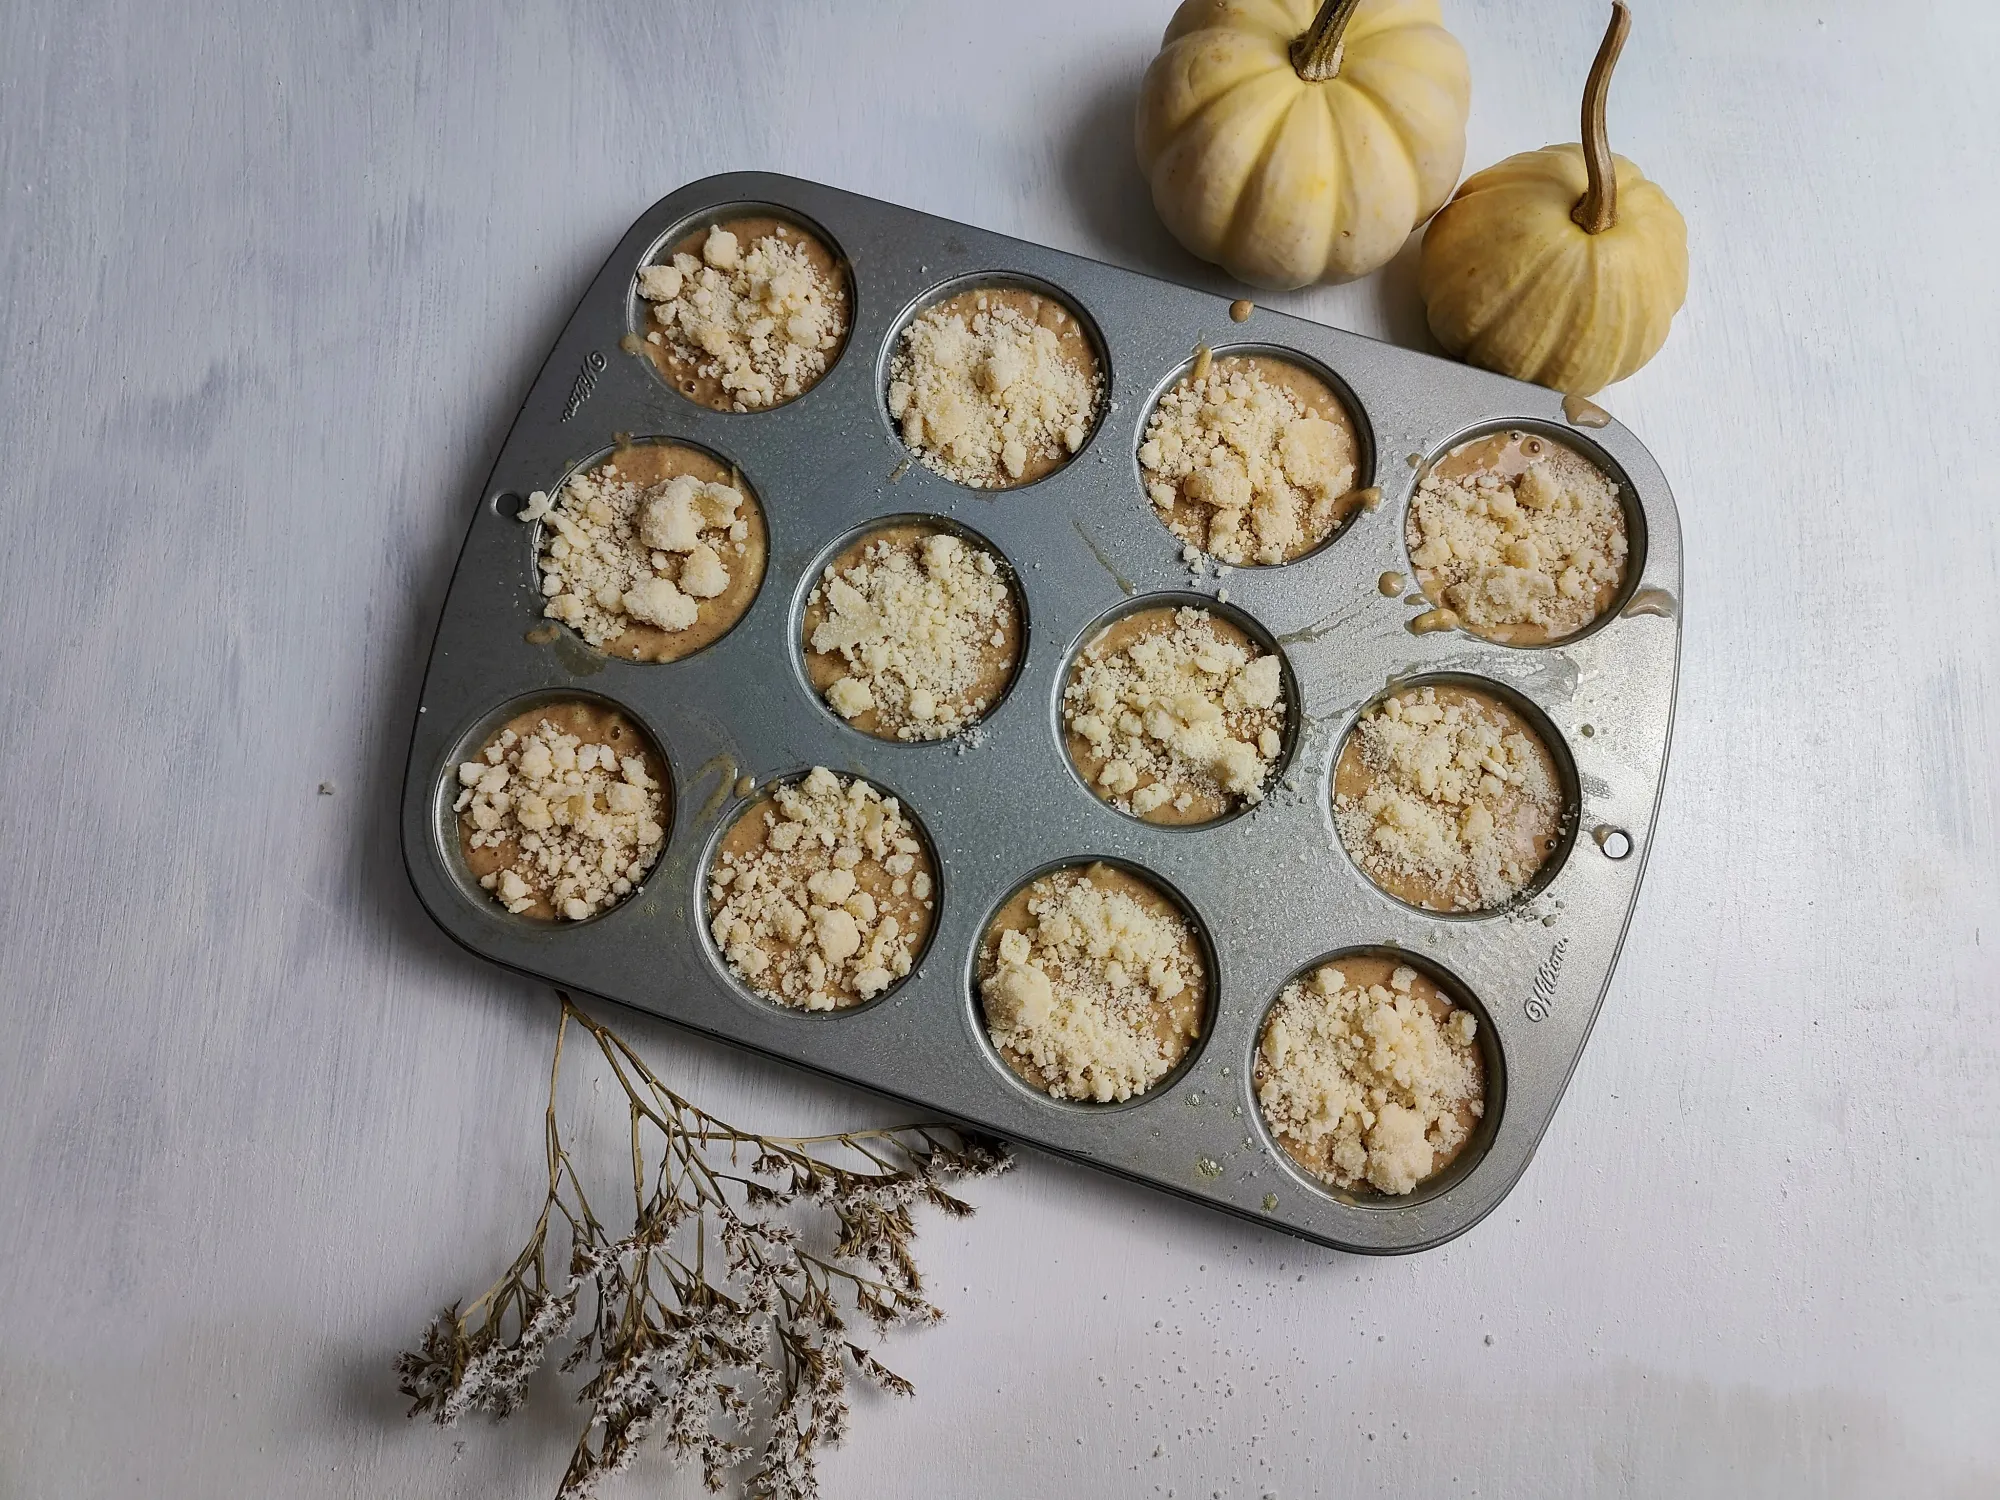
[562,350,609,422]
[1524,937,1569,1022]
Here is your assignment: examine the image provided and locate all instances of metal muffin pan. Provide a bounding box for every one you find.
[400,172,1681,1254]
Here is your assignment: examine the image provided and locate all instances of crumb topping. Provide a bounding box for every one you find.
[1255,962,1483,1196]
[635,225,845,410]
[708,768,932,1011]
[1409,436,1628,638]
[1335,685,1562,911]
[886,293,1101,486]
[1140,358,1357,565]
[522,461,749,648]
[807,529,1017,741]
[456,719,666,921]
[979,866,1203,1103]
[1064,606,1285,820]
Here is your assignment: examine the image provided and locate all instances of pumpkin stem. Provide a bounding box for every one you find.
[1290,0,1364,82]
[1573,2,1632,234]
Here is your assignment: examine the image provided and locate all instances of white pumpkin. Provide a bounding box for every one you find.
[1418,4,1689,394]
[1135,0,1471,289]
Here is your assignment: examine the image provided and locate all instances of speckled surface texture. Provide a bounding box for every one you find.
[1,2,1994,1496]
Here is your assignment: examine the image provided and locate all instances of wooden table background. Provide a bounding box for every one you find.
[3,2,1995,1495]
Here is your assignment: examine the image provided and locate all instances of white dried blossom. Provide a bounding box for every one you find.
[396,993,1012,1500]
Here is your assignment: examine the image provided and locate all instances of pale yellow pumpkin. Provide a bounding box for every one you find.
[1418,4,1688,394]
[1135,0,1470,289]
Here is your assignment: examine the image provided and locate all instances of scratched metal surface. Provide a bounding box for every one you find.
[4,2,1997,1496]
[399,172,1682,1254]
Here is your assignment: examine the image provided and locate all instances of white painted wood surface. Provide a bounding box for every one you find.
[2,1,1995,1494]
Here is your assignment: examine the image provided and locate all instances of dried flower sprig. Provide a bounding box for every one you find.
[396,991,1011,1499]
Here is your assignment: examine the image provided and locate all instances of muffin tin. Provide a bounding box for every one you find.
[399,172,1681,1254]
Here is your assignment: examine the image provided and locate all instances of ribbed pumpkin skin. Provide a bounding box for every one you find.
[1418,144,1688,395]
[1135,0,1470,290]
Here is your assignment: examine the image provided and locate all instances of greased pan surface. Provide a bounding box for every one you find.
[400,173,1681,1253]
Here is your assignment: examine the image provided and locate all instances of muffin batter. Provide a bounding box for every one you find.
[886,285,1102,487]
[1408,430,1629,644]
[633,216,849,411]
[1063,605,1285,825]
[1334,682,1565,912]
[707,768,934,1011]
[1256,955,1486,1197]
[524,441,767,663]
[977,863,1206,1103]
[455,701,668,922]
[801,523,1021,741]
[1139,353,1363,565]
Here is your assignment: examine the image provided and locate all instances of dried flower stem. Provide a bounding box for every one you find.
[396,991,1011,1500]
